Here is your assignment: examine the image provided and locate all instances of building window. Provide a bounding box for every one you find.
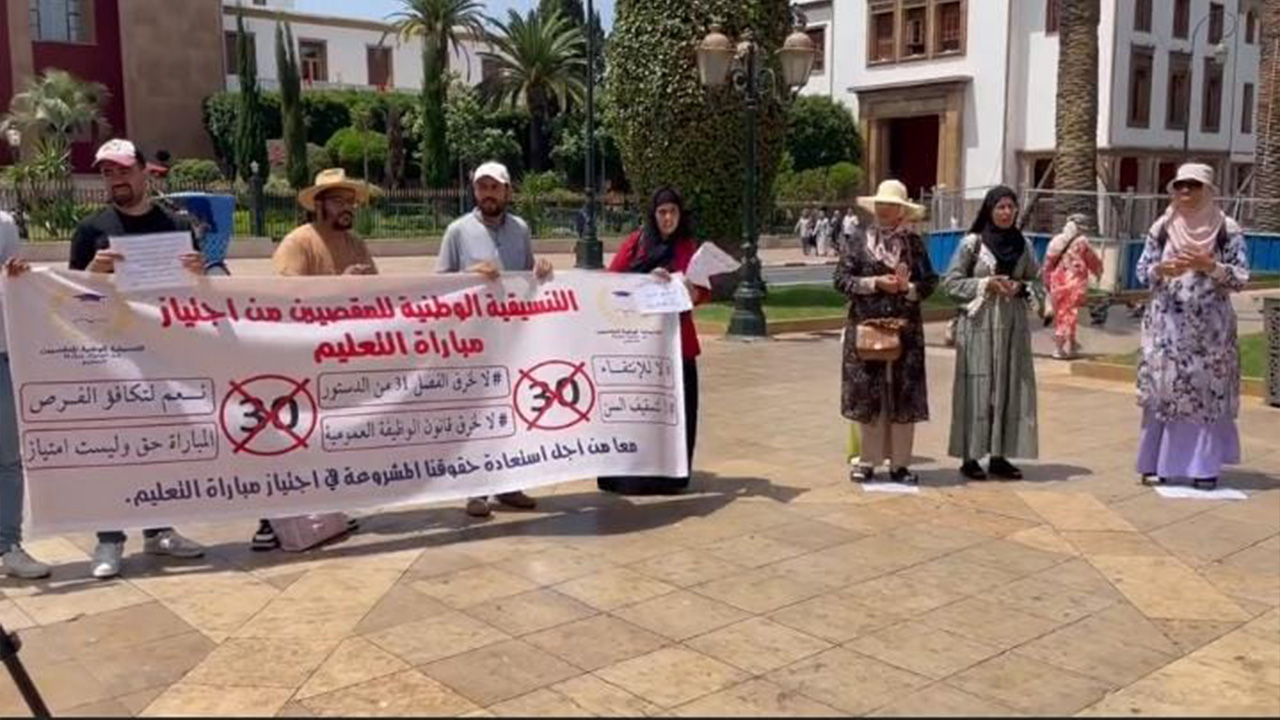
[1245,12,1257,44]
[1207,3,1224,45]
[224,31,256,76]
[1242,82,1254,134]
[901,2,929,58]
[481,56,501,82]
[866,0,964,64]
[1165,51,1191,130]
[1045,0,1059,34]
[935,1,964,54]
[1201,58,1223,133]
[1133,0,1152,33]
[1127,46,1153,128]
[29,0,90,43]
[806,27,826,74]
[1172,0,1190,39]
[367,45,393,88]
[869,1,896,63]
[299,39,328,84]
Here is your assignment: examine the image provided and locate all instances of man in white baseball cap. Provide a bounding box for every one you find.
[68,138,208,578]
[436,161,553,518]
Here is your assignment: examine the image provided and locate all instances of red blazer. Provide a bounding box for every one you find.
[609,230,710,359]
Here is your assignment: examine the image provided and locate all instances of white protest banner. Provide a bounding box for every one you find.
[4,269,686,534]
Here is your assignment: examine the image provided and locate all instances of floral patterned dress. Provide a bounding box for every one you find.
[1046,238,1103,343]
[835,226,938,424]
[1135,215,1249,479]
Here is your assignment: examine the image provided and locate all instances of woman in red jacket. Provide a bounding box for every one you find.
[598,187,710,495]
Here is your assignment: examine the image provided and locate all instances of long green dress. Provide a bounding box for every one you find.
[942,233,1040,461]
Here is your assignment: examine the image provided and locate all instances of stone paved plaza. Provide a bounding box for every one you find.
[0,331,1277,717]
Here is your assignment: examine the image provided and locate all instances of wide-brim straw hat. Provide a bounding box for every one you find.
[857,179,925,220]
[298,168,380,211]
[1165,163,1217,193]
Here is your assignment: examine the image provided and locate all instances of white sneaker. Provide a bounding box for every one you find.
[142,531,205,559]
[91,541,124,579]
[1,546,52,580]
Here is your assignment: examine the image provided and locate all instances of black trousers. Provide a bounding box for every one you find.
[598,359,698,495]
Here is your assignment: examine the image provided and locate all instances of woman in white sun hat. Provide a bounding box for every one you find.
[1136,163,1249,490]
[837,179,937,484]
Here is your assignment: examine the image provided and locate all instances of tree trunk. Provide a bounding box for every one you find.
[1256,0,1280,232]
[1053,0,1101,233]
[420,35,451,188]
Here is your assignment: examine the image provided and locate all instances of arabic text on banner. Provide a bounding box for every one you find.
[4,270,686,534]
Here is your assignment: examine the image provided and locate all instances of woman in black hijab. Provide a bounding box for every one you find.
[941,186,1041,480]
[598,187,709,495]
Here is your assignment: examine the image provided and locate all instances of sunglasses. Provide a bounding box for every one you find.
[1172,180,1204,191]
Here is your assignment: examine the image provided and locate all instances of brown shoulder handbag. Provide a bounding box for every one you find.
[855,318,908,362]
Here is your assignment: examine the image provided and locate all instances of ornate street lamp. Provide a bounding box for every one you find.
[574,0,604,269]
[697,20,815,338]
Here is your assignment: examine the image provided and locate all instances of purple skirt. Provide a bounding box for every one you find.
[1136,409,1241,479]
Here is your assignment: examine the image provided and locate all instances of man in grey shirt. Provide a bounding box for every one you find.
[437,161,553,518]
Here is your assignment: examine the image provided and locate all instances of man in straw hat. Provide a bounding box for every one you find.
[253,169,378,550]
[437,160,552,518]
[274,168,379,276]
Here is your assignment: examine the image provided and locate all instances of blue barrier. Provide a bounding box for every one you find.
[927,230,1280,292]
[925,230,1051,272]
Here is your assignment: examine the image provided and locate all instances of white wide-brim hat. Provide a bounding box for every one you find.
[857,179,925,220]
[1166,163,1217,193]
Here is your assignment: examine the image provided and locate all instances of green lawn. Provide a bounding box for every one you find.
[1106,332,1267,379]
[694,284,955,324]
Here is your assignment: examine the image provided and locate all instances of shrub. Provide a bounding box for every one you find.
[169,158,224,186]
[324,128,389,181]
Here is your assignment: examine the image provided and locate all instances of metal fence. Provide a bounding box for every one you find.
[0,181,647,242]
[924,185,1280,238]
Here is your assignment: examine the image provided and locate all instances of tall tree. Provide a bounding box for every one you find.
[0,69,110,154]
[233,13,269,183]
[276,21,308,189]
[480,7,586,172]
[1052,0,1100,232]
[606,0,794,244]
[390,0,487,187]
[1255,0,1279,231]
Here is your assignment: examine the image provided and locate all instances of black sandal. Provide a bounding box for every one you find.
[1193,477,1219,490]
[988,457,1023,480]
[960,460,987,480]
[890,467,919,485]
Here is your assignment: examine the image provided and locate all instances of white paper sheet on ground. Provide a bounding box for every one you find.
[110,232,196,292]
[860,482,921,494]
[686,243,741,289]
[634,274,693,314]
[1155,485,1248,501]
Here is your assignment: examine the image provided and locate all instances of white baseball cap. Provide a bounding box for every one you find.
[473,161,511,186]
[93,139,144,168]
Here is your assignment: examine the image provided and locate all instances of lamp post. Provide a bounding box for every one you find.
[1182,10,1237,160]
[697,20,815,338]
[574,0,604,269]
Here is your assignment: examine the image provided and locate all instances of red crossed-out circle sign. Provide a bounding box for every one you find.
[513,360,597,431]
[219,374,318,456]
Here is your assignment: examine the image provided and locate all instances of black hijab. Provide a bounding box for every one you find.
[629,186,692,273]
[969,185,1026,275]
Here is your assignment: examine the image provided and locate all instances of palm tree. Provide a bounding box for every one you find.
[1052,0,1100,232]
[1255,0,1279,231]
[480,7,586,172]
[389,0,487,187]
[1,69,110,156]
